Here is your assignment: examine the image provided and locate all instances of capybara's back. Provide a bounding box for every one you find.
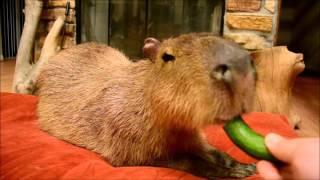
[37,43,155,165]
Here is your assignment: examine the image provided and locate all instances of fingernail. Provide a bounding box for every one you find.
[265,133,283,148]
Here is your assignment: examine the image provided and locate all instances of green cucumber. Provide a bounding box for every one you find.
[223,116,278,162]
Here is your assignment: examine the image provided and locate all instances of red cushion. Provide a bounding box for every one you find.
[0,93,297,179]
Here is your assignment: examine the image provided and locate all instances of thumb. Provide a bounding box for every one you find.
[265,133,298,163]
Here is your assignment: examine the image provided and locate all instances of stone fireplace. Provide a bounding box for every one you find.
[223,0,279,50]
[35,0,279,59]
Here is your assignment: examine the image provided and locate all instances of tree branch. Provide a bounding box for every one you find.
[12,0,43,92]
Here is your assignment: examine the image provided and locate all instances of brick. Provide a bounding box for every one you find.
[265,0,275,13]
[224,32,271,50]
[37,21,75,35]
[227,0,261,12]
[48,22,75,35]
[37,34,75,50]
[61,36,76,49]
[226,14,273,32]
[43,0,75,9]
[41,8,76,23]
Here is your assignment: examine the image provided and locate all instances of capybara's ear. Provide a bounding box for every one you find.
[143,37,161,62]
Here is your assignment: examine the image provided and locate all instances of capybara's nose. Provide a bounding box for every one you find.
[211,52,255,86]
[209,41,255,83]
[211,64,232,82]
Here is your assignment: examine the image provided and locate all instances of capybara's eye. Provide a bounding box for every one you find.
[162,53,175,62]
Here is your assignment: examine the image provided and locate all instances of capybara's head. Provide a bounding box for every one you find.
[145,33,255,128]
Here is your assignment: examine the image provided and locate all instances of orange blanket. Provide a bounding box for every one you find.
[0,93,297,179]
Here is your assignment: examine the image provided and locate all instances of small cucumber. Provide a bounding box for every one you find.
[223,116,278,162]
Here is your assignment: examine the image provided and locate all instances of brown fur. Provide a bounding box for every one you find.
[37,33,256,178]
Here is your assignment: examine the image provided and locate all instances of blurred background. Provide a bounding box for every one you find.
[276,0,319,76]
[0,0,319,75]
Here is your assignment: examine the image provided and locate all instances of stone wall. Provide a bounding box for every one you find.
[34,0,76,60]
[223,0,279,50]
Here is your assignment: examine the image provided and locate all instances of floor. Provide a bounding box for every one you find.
[0,59,15,92]
[1,60,319,137]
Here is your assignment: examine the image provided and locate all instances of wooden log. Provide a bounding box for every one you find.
[251,46,305,128]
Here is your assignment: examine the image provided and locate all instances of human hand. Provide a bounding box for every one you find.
[257,133,319,180]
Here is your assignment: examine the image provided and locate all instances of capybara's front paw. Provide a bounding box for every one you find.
[228,163,256,178]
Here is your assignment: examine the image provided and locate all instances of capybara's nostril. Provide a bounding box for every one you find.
[211,64,232,82]
[216,64,229,76]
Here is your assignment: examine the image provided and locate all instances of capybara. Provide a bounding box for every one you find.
[37,33,256,179]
